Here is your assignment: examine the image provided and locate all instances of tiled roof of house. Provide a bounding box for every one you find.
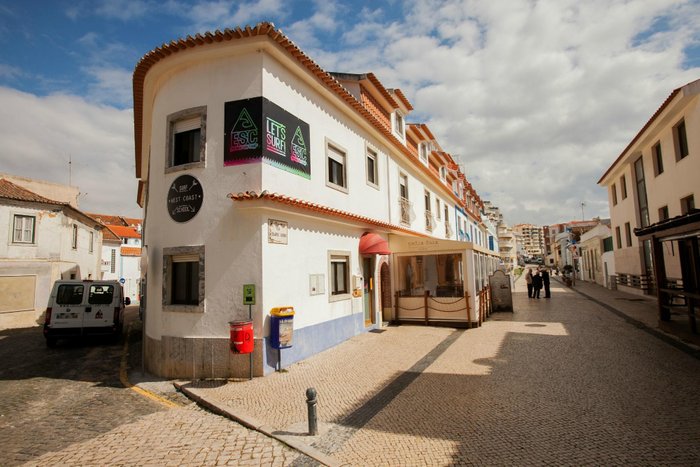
[102,225,121,242]
[120,246,142,256]
[109,225,141,239]
[88,213,143,228]
[0,178,64,205]
[228,191,429,238]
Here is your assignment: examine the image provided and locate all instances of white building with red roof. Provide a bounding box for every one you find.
[89,213,143,304]
[134,22,501,378]
[0,177,103,329]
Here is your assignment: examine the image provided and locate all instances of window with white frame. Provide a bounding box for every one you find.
[329,252,350,300]
[72,224,78,249]
[439,166,447,182]
[419,142,431,165]
[366,147,379,188]
[12,214,35,244]
[89,231,94,253]
[424,190,433,232]
[436,198,441,219]
[167,106,206,171]
[163,245,205,312]
[399,173,410,225]
[326,141,347,192]
[393,111,405,139]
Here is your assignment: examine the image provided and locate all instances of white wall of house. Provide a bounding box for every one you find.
[1,203,101,329]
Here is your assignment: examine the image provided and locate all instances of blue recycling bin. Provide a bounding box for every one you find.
[270,307,294,349]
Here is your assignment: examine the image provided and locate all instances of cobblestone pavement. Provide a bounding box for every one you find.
[0,313,165,466]
[1,309,313,467]
[185,277,700,466]
[24,405,314,467]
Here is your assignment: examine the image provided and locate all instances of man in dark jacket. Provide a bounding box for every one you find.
[532,271,543,299]
[542,268,551,298]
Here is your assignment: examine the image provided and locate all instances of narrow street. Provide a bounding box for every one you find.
[5,278,700,466]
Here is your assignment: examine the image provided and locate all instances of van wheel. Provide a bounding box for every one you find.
[46,337,57,348]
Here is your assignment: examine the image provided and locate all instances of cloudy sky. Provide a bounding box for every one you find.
[0,0,698,226]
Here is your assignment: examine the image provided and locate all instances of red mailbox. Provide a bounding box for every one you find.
[229,320,254,354]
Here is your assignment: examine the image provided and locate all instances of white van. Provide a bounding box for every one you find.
[43,280,125,347]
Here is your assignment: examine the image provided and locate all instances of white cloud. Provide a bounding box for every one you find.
[304,0,700,225]
[83,65,133,107]
[0,87,140,217]
[95,0,151,21]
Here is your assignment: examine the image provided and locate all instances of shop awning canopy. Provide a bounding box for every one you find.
[359,233,391,255]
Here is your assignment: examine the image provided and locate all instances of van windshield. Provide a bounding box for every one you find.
[89,285,114,305]
[56,284,84,305]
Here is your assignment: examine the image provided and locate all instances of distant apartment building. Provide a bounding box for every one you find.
[483,201,516,270]
[513,223,545,259]
[0,177,102,329]
[546,219,603,272]
[598,78,699,296]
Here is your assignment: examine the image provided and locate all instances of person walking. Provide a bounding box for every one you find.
[542,268,551,298]
[525,268,533,298]
[532,271,543,299]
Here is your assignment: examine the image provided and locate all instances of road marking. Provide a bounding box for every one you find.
[119,323,182,408]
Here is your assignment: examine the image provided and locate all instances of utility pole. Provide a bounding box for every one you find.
[580,202,585,221]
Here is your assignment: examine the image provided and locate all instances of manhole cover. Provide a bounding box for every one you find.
[369,329,386,334]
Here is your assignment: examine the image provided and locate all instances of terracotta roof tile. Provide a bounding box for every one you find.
[109,225,141,238]
[228,191,429,238]
[0,179,64,205]
[121,246,142,256]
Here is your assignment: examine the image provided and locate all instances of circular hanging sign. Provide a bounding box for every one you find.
[167,174,203,223]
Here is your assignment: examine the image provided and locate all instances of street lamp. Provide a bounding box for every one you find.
[580,202,585,220]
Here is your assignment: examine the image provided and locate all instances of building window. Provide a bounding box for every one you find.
[419,142,430,165]
[652,142,664,176]
[89,231,94,253]
[163,246,205,312]
[366,147,378,188]
[673,119,689,161]
[399,173,410,225]
[439,166,447,182]
[393,112,405,138]
[611,183,618,206]
[424,190,433,232]
[620,175,627,199]
[326,141,347,192]
[634,157,649,228]
[658,206,669,221]
[624,222,632,247]
[12,214,35,244]
[72,224,78,249]
[436,199,441,220]
[110,249,116,274]
[166,106,206,172]
[681,194,695,215]
[615,226,622,249]
[329,252,350,301]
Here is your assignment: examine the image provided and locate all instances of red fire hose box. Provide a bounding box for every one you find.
[229,320,254,354]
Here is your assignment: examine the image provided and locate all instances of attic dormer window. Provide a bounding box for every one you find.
[419,142,430,165]
[439,166,447,182]
[393,111,405,139]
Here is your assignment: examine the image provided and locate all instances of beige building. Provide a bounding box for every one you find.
[598,78,699,295]
[513,223,545,259]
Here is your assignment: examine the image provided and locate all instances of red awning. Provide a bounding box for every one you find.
[359,233,391,255]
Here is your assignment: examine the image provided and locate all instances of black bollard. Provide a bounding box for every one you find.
[306,387,318,435]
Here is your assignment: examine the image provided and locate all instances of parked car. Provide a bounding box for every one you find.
[43,280,125,347]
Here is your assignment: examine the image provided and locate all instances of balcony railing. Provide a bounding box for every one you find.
[425,211,435,232]
[399,197,411,225]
